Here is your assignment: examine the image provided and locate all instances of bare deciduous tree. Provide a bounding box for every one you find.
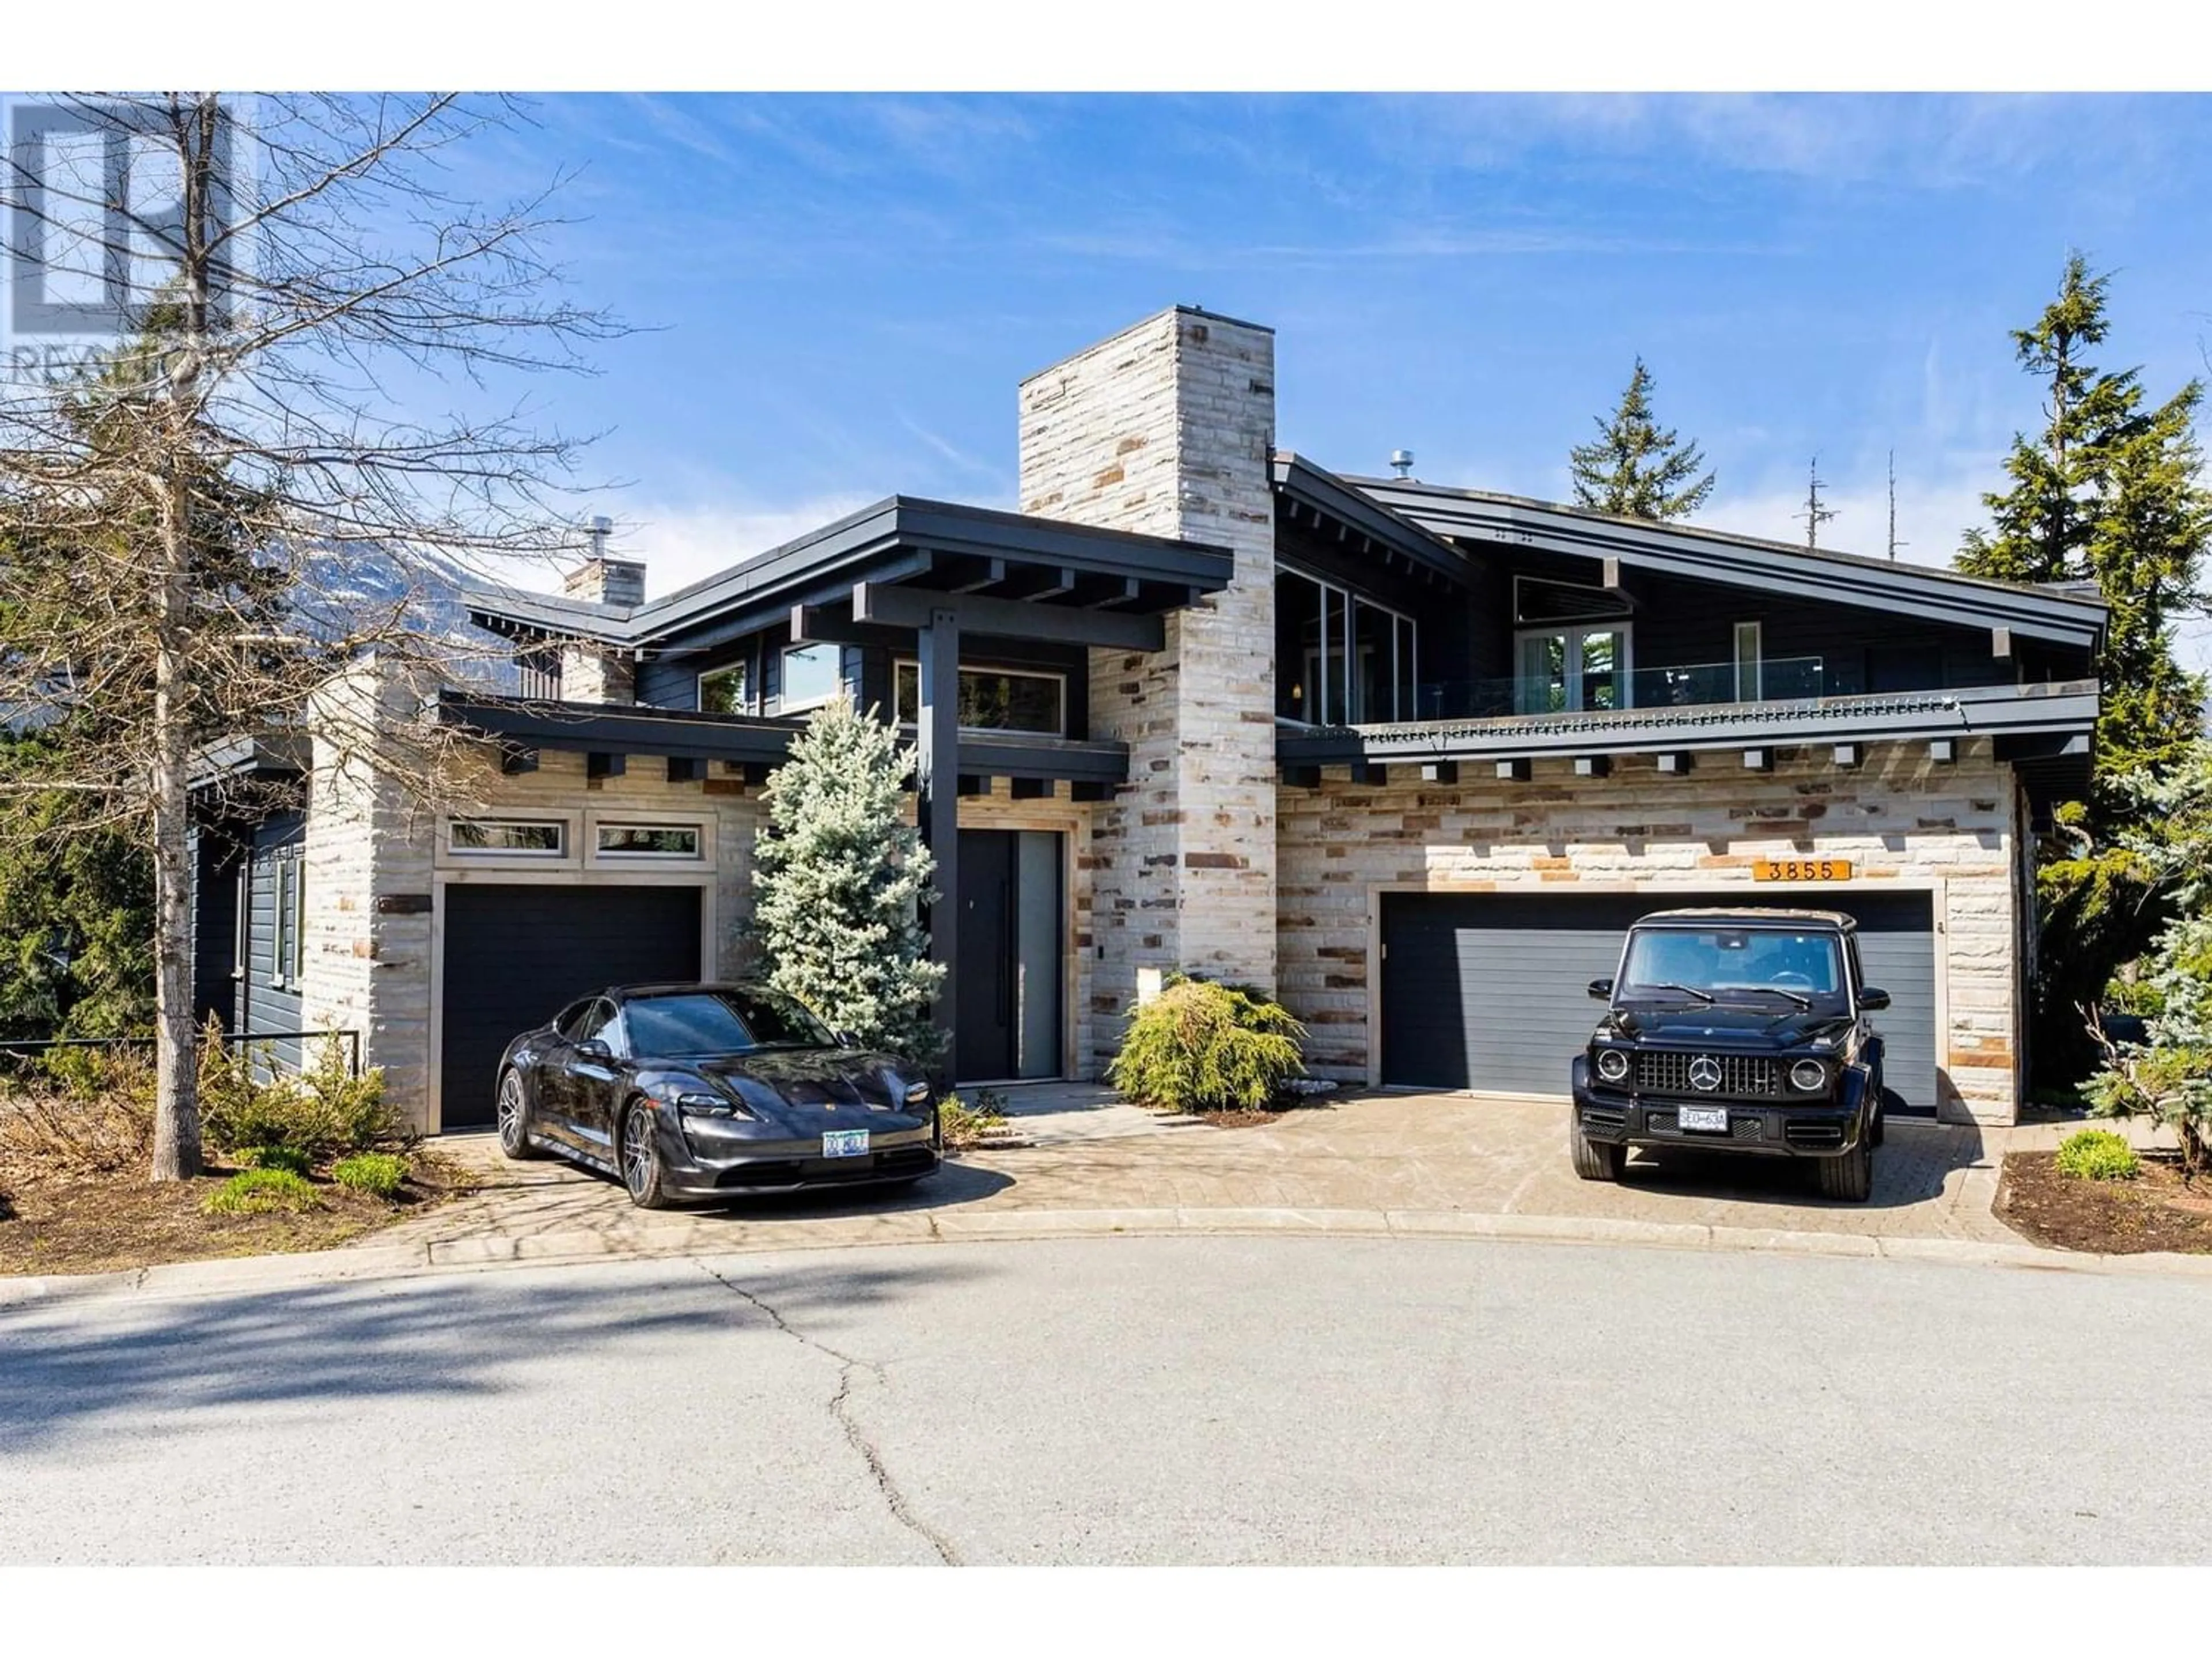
[0,93,622,1179]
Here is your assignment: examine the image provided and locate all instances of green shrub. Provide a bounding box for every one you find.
[202,1167,323,1216]
[2054,1127,2141,1182]
[243,1145,313,1177]
[1107,975,1306,1113]
[200,1029,407,1162]
[331,1152,409,1199]
[937,1090,1008,1152]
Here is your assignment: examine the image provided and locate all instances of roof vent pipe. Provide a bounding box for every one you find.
[589,514,613,559]
[1389,449,1414,479]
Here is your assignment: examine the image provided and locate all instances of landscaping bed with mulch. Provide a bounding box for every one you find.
[0,1152,473,1278]
[1997,1150,2212,1255]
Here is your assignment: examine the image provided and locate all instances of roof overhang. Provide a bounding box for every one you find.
[432,694,1131,793]
[1272,452,1473,589]
[465,496,1235,658]
[1278,680,2099,805]
[1349,476,2109,652]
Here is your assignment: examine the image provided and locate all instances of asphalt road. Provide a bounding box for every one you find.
[2,1237,2207,1565]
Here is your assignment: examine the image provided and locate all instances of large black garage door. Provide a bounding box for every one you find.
[1379,890,1939,1113]
[440,882,703,1130]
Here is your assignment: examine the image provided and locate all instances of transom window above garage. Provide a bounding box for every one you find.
[448,818,566,857]
[595,823,703,859]
[893,661,1066,736]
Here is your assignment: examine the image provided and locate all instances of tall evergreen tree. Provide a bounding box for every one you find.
[751,696,946,1067]
[1957,253,2211,813]
[1569,358,1717,521]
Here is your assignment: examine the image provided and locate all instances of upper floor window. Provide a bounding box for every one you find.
[893,662,1065,736]
[1275,567,1417,726]
[699,654,753,715]
[596,823,702,859]
[779,643,842,713]
[449,818,566,857]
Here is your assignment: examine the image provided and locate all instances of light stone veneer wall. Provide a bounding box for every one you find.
[1275,740,2028,1126]
[1018,306,1279,1069]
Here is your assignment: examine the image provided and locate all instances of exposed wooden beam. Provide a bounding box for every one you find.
[1420,761,1459,784]
[1087,576,1143,610]
[586,752,625,779]
[950,556,1008,594]
[1009,777,1054,801]
[789,602,907,647]
[853,579,1165,651]
[666,756,704,783]
[497,742,537,776]
[1495,758,1531,782]
[1573,755,1609,779]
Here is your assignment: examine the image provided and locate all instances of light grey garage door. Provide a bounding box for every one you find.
[1378,890,1938,1114]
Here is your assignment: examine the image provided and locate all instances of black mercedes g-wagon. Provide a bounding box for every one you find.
[1569,908,1889,1202]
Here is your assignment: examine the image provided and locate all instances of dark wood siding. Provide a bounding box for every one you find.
[237,813,305,1069]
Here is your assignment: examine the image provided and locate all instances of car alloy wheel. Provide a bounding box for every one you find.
[622,1101,669,1208]
[496,1069,540,1160]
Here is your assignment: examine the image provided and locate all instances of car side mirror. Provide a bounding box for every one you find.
[1588,978,1615,1001]
[834,1029,861,1050]
[1860,988,1891,1013]
[575,1037,614,1062]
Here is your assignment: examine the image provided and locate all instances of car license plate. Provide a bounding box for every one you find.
[822,1129,870,1158]
[1679,1106,1730,1133]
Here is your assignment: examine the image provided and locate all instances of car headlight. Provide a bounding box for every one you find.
[1594,1047,1631,1084]
[673,1088,754,1120]
[1788,1059,1828,1093]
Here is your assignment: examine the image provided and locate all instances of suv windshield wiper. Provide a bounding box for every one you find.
[1720,987,1813,1011]
[1645,982,1715,1006]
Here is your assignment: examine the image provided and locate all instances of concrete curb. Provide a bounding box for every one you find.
[10,1200,2212,1308]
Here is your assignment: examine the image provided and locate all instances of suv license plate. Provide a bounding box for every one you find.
[1679,1106,1729,1133]
[823,1130,870,1158]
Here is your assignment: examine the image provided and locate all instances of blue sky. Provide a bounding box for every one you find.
[476,94,2212,654]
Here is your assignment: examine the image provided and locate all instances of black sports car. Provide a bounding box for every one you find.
[493,982,942,1207]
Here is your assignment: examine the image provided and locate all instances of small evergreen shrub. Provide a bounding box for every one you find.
[1107,975,1306,1113]
[331,1152,408,1199]
[202,1167,323,1215]
[199,1029,407,1162]
[2054,1127,2141,1182]
[243,1145,313,1177]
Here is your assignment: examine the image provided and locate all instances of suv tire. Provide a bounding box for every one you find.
[1570,1112,1627,1181]
[1816,1138,1873,1203]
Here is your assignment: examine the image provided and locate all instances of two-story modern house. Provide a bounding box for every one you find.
[190,305,2104,1134]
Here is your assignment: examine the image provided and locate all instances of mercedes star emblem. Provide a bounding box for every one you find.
[1688,1055,1724,1092]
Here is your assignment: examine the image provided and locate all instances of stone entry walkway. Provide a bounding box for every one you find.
[373,1087,2022,1267]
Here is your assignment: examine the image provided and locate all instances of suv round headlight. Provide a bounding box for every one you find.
[1595,1048,1630,1084]
[1789,1059,1828,1092]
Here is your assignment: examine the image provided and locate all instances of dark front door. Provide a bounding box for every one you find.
[440,883,702,1130]
[953,830,1063,1084]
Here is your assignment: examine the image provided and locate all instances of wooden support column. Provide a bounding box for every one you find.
[917,607,960,1085]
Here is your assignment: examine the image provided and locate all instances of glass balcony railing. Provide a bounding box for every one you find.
[1406,656,1830,724]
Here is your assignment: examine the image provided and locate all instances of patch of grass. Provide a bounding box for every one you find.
[2054,1127,2141,1182]
[243,1145,313,1177]
[202,1167,322,1216]
[330,1152,408,1199]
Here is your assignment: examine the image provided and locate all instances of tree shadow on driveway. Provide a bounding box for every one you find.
[0,1251,995,1457]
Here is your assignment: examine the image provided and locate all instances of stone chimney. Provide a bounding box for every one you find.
[1018,306,1279,1071]
[562,516,646,608]
[558,516,642,704]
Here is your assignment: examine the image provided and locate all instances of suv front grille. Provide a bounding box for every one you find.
[1635,1051,1782,1097]
[1645,1108,1767,1141]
